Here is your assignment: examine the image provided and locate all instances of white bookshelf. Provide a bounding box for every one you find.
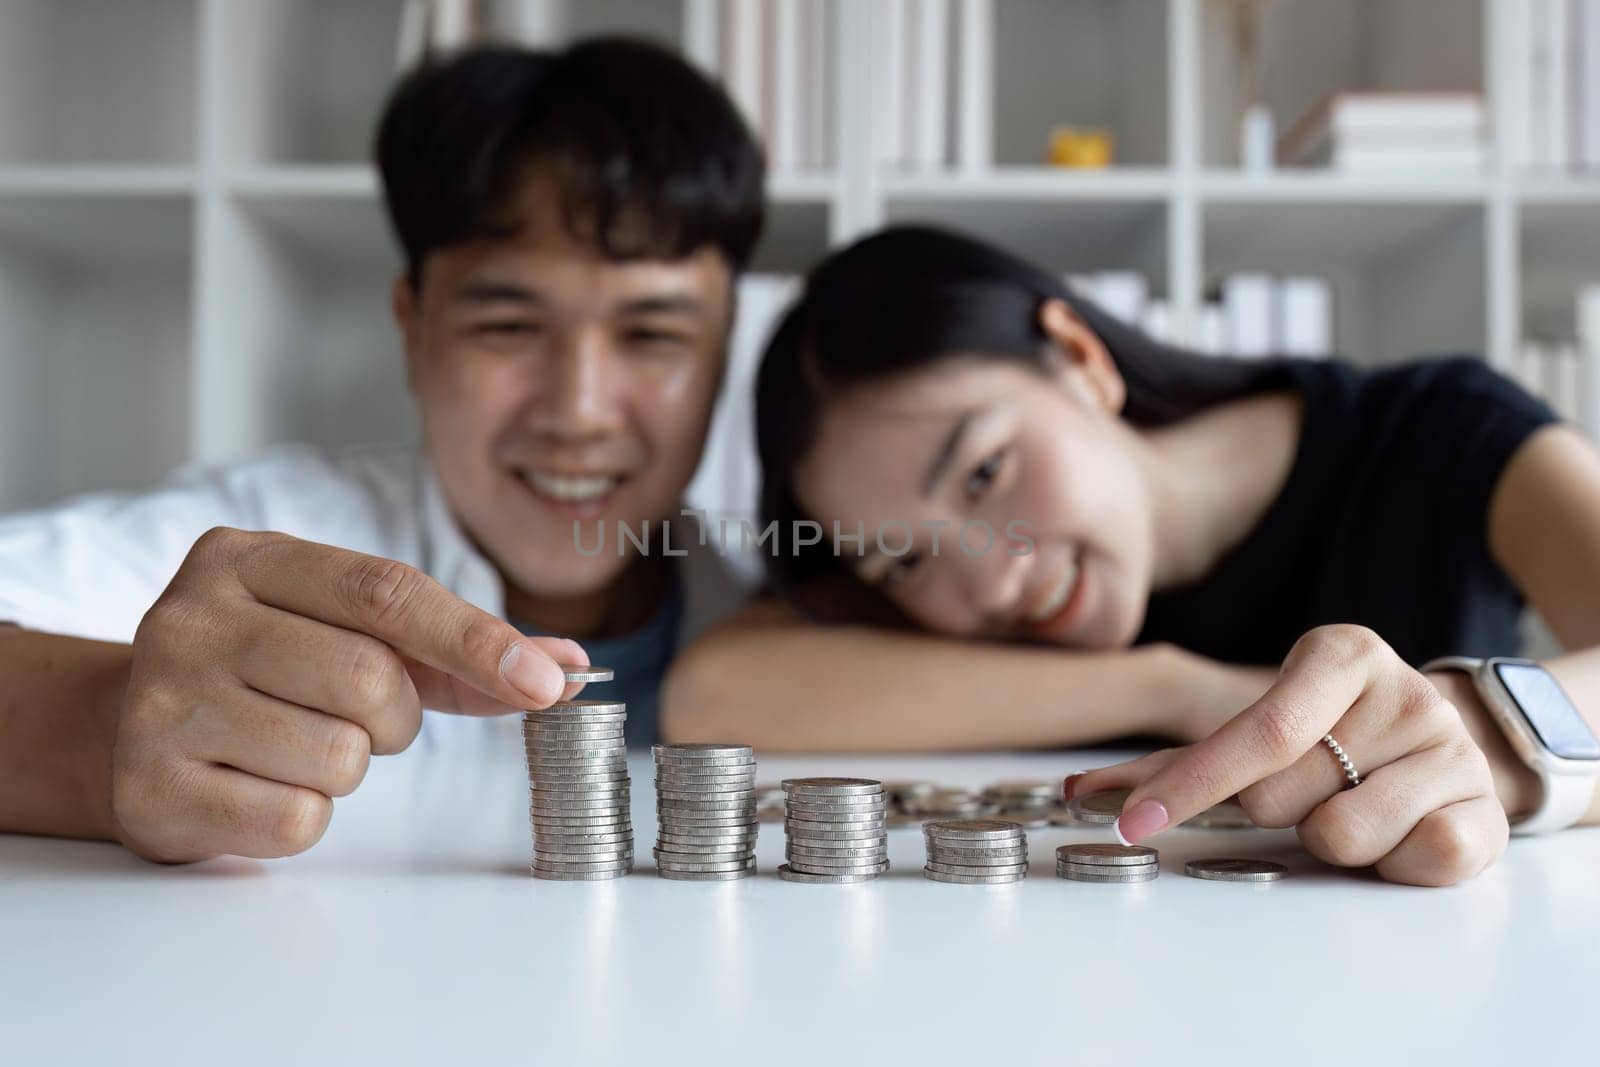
[1,0,1598,512]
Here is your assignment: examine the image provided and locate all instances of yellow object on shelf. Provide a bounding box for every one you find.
[1048,125,1115,168]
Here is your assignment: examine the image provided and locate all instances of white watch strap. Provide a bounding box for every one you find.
[1512,775,1595,835]
[1421,655,1593,835]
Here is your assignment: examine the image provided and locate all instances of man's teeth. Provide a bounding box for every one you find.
[522,471,620,502]
[1028,553,1080,623]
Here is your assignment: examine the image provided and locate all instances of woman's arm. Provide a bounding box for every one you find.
[1472,423,1600,822]
[661,599,1269,750]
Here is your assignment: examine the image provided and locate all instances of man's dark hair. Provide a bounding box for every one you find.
[375,37,765,285]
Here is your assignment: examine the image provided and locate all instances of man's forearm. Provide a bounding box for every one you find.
[0,628,129,840]
[662,619,1232,751]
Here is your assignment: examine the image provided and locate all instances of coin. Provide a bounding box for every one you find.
[786,843,890,860]
[923,867,1025,884]
[529,867,629,881]
[653,742,752,758]
[1056,866,1157,884]
[1058,843,1158,867]
[781,777,882,795]
[922,819,1025,839]
[1067,788,1130,824]
[1184,858,1286,882]
[561,665,615,683]
[657,867,756,881]
[649,852,755,871]
[926,850,1029,867]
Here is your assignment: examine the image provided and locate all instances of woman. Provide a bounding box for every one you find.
[662,226,1600,886]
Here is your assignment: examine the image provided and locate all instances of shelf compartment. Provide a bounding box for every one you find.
[1203,198,1487,366]
[990,0,1168,168]
[0,194,193,508]
[0,0,197,165]
[884,194,1169,284]
[1200,0,1485,171]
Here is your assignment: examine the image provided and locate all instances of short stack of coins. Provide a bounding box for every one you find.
[651,743,759,881]
[923,819,1029,884]
[1056,843,1159,884]
[778,778,889,883]
[522,695,633,880]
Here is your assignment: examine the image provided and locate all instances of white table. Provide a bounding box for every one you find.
[2,732,1595,1066]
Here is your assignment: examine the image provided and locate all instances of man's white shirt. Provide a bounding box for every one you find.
[0,444,751,743]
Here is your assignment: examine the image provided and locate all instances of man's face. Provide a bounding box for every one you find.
[394,203,732,599]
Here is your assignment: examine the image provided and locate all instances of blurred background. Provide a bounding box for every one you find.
[0,0,1596,533]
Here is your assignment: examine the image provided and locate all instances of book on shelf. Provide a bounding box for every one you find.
[1508,0,1600,173]
[868,0,951,169]
[1277,91,1485,174]
[1513,341,1585,425]
[1209,274,1334,359]
[717,0,831,172]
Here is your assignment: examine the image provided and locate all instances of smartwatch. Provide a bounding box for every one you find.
[1422,656,1600,834]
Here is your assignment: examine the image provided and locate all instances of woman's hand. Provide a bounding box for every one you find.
[1065,624,1509,887]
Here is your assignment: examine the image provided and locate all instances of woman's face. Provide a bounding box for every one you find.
[792,305,1155,649]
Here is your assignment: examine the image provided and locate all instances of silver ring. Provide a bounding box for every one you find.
[1322,734,1362,788]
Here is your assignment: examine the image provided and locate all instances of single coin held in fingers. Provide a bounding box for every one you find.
[561,665,615,683]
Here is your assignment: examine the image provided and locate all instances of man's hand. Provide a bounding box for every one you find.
[111,528,587,863]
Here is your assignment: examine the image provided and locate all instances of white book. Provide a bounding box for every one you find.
[1198,304,1228,356]
[1140,301,1173,344]
[1529,0,1560,169]
[1278,277,1333,358]
[1504,0,1536,170]
[683,0,720,73]
[912,0,950,169]
[1223,274,1275,358]
[1579,285,1600,435]
[493,0,566,45]
[771,0,803,172]
[798,0,829,168]
[431,0,480,51]
[957,0,993,170]
[1092,272,1148,326]
[1578,0,1600,170]
[396,0,429,69]
[723,0,767,141]
[1334,144,1485,174]
[873,0,910,166]
[1548,0,1572,170]
[1278,92,1484,166]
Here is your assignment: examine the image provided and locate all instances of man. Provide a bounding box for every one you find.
[0,39,763,862]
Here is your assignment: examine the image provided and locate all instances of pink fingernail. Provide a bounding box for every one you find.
[501,644,561,705]
[1113,799,1168,845]
[1062,773,1085,801]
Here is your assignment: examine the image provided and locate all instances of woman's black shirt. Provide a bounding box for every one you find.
[1135,357,1560,666]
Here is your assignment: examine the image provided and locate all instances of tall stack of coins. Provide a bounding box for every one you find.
[923,819,1029,884]
[778,778,889,883]
[1056,843,1158,884]
[651,743,759,881]
[522,688,634,880]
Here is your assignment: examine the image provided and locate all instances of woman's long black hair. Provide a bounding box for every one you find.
[753,224,1293,620]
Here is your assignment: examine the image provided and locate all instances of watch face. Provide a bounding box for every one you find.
[1492,661,1600,760]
